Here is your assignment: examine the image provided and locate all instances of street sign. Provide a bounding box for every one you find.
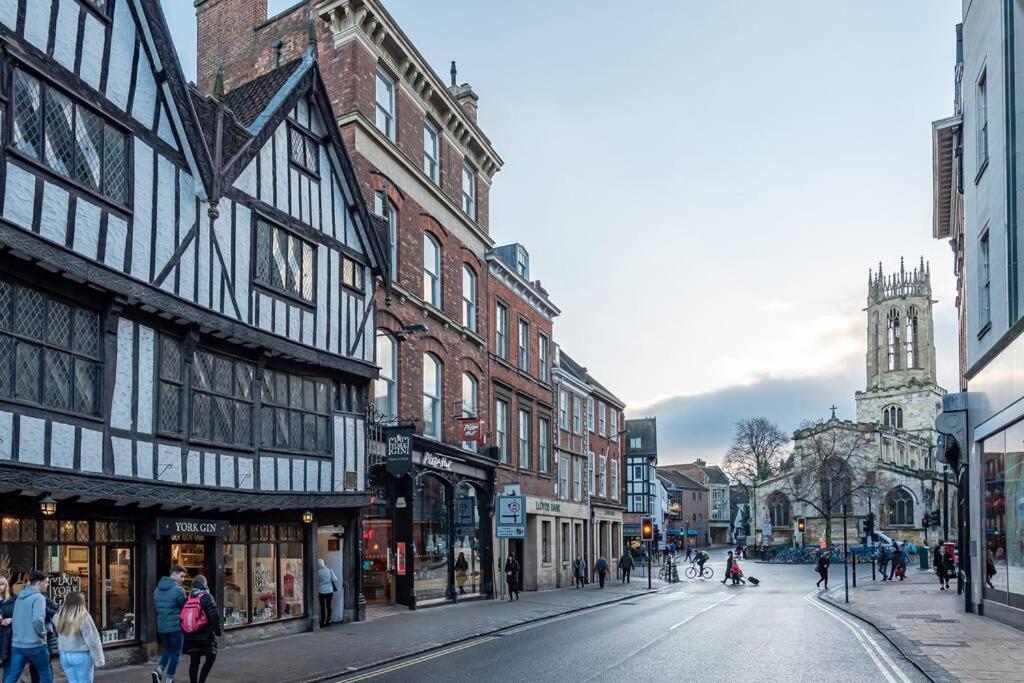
[762,522,772,539]
[497,495,526,539]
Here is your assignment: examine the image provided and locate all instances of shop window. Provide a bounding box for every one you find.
[414,475,449,604]
[454,483,481,597]
[224,527,249,628]
[280,541,305,618]
[251,542,278,623]
[260,369,330,454]
[224,524,307,628]
[542,521,551,564]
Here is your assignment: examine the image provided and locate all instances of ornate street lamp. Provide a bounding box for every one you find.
[302,510,314,524]
[40,496,57,517]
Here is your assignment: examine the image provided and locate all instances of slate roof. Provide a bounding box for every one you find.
[557,350,590,385]
[222,59,304,128]
[657,468,707,491]
[703,465,730,485]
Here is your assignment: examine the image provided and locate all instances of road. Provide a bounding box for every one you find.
[335,559,928,683]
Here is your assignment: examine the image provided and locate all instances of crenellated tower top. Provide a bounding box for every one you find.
[868,256,931,305]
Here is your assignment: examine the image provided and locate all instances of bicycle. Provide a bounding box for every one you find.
[684,564,714,580]
[658,561,680,582]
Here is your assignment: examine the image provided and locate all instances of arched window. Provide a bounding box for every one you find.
[461,372,478,452]
[905,306,919,368]
[462,265,477,332]
[374,192,397,282]
[766,491,791,528]
[882,405,903,429]
[887,308,901,371]
[886,487,915,526]
[422,353,442,439]
[423,234,441,307]
[373,333,397,417]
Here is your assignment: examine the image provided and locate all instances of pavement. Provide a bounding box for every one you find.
[820,560,1024,682]
[85,574,670,683]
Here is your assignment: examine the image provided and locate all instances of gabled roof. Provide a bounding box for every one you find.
[586,372,626,409]
[703,465,730,485]
[222,59,304,128]
[657,468,707,491]
[557,350,590,385]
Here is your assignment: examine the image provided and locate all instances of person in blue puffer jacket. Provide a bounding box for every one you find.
[151,566,187,683]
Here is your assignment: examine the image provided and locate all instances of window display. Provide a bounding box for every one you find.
[454,483,482,597]
[280,542,304,617]
[223,524,306,628]
[252,543,278,623]
[223,542,249,627]
[414,475,449,603]
[984,422,1024,608]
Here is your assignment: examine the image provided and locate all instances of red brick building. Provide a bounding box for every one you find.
[486,244,560,591]
[196,0,504,611]
[585,377,627,571]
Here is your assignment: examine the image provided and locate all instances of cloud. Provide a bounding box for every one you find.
[627,359,863,467]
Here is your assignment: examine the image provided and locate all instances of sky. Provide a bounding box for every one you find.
[162,0,963,464]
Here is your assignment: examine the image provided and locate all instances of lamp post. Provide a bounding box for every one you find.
[842,504,849,604]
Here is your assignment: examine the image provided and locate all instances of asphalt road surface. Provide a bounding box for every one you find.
[335,559,929,683]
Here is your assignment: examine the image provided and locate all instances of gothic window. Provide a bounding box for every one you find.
[905,306,919,369]
[260,369,330,454]
[886,308,900,371]
[11,69,129,205]
[253,219,315,303]
[882,405,903,429]
[191,350,255,448]
[0,279,100,415]
[766,491,791,528]
[886,487,915,526]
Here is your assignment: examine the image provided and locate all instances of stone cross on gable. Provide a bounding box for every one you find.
[830,405,838,420]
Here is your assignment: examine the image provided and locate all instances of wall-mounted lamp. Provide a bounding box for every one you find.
[302,510,314,524]
[40,496,57,517]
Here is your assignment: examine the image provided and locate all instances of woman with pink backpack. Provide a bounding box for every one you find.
[180,576,222,683]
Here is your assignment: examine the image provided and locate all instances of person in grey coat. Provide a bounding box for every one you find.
[316,559,339,627]
[4,571,50,683]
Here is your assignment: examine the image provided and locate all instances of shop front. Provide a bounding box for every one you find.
[361,434,495,610]
[591,505,624,577]
[982,420,1024,623]
[519,497,588,590]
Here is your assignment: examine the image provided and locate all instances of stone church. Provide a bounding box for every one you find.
[756,259,956,547]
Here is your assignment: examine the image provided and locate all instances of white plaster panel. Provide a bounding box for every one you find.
[315,247,327,349]
[292,459,304,492]
[0,0,15,30]
[333,172,348,246]
[49,422,75,470]
[211,256,222,314]
[341,291,351,357]
[197,213,211,308]
[238,457,254,490]
[157,444,182,483]
[302,310,313,346]
[289,168,300,223]
[320,462,332,493]
[131,53,156,128]
[79,428,102,473]
[276,457,290,491]
[39,182,70,245]
[332,415,345,491]
[152,155,177,279]
[234,203,251,321]
[355,417,365,491]
[233,158,256,195]
[344,199,358,248]
[306,460,317,492]
[105,215,128,272]
[259,142,273,203]
[112,436,132,476]
[295,99,308,126]
[319,149,332,238]
[17,416,44,465]
[3,163,37,229]
[136,441,154,480]
[136,325,155,434]
[179,240,195,302]
[288,305,300,342]
[328,250,339,352]
[309,106,325,137]
[186,450,201,485]
[79,14,105,91]
[110,318,134,430]
[105,0,135,110]
[203,452,217,487]
[0,410,12,460]
[130,142,154,280]
[52,0,79,73]
[274,125,288,212]
[258,292,272,331]
[23,0,50,51]
[219,454,235,488]
[260,457,275,491]
[157,106,175,148]
[311,176,321,233]
[274,298,286,337]
[72,198,101,260]
[345,417,356,479]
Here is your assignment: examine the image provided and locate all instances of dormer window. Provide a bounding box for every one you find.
[515,246,529,278]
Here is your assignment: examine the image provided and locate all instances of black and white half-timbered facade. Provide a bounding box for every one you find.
[0,0,388,660]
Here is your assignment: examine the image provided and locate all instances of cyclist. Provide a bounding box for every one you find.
[696,548,710,575]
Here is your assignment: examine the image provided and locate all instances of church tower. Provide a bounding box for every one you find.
[855,258,945,439]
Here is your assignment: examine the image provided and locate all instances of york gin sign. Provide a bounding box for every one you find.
[156,518,229,537]
[385,425,415,476]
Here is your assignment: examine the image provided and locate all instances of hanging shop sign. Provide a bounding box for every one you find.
[385,425,415,476]
[155,518,229,537]
[458,417,485,444]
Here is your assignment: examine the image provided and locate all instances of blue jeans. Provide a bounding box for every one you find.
[59,651,94,683]
[4,645,52,683]
[157,631,183,676]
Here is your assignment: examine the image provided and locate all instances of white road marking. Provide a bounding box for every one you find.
[804,591,912,683]
[336,637,496,682]
[670,593,736,630]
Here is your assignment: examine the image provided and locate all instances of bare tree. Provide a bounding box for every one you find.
[723,417,789,543]
[782,420,885,546]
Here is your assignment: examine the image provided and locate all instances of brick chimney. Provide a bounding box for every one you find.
[195,0,268,94]
[447,60,478,123]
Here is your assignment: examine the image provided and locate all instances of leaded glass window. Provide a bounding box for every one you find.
[253,219,315,303]
[287,123,319,176]
[158,335,184,435]
[260,369,330,454]
[0,279,100,415]
[191,350,254,447]
[11,69,129,205]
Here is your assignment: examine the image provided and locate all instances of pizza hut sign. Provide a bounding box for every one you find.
[458,417,484,444]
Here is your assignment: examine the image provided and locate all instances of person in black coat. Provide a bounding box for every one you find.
[0,575,15,682]
[815,553,830,589]
[504,554,520,601]
[181,576,223,683]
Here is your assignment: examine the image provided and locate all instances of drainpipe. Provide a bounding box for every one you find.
[1004,0,1019,322]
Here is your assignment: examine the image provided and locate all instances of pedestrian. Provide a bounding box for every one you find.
[722,551,734,584]
[0,575,15,683]
[181,576,222,683]
[55,591,104,683]
[152,565,187,683]
[878,545,890,581]
[933,546,947,590]
[504,553,520,601]
[572,556,587,589]
[731,559,744,585]
[815,552,830,589]
[28,589,58,683]
[942,546,954,590]
[3,570,50,683]
[595,557,609,588]
[619,551,634,583]
[316,559,339,627]
[898,544,910,581]
[888,544,901,581]
[685,542,693,562]
[454,553,469,595]
[986,550,997,589]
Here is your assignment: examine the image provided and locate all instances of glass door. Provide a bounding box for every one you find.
[362,518,393,604]
[169,536,207,593]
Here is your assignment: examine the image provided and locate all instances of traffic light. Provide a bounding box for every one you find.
[641,516,654,541]
[865,512,875,536]
[927,509,941,527]
[797,517,806,533]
